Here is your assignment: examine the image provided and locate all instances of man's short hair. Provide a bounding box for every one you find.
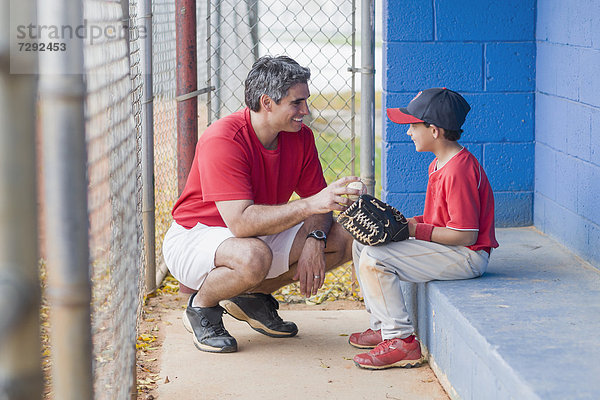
[244,56,311,112]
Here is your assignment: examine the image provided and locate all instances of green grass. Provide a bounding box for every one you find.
[315,131,382,198]
[293,90,383,199]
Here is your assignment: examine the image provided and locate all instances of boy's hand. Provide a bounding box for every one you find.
[407,217,418,237]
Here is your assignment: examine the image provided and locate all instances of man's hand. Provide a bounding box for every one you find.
[305,176,362,214]
[293,237,326,297]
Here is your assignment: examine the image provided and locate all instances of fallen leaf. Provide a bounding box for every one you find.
[137,363,152,373]
[138,334,156,343]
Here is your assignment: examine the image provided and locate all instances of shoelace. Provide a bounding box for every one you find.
[372,339,396,354]
[201,315,228,336]
[261,294,284,323]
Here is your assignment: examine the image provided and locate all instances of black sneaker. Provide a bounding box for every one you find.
[183,293,237,353]
[219,293,298,338]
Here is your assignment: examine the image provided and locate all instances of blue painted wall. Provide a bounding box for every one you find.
[382,0,536,227]
[535,0,600,269]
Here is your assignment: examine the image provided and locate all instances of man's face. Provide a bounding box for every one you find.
[270,83,310,132]
[407,122,434,152]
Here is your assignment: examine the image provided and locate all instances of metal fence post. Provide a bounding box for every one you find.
[38,0,93,398]
[246,0,259,61]
[213,0,222,119]
[206,0,212,125]
[0,1,42,398]
[119,1,146,398]
[140,0,157,295]
[360,0,376,195]
[176,0,198,195]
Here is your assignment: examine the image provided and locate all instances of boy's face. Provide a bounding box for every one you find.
[406,123,435,152]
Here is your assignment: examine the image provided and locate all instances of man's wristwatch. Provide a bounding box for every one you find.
[307,230,327,248]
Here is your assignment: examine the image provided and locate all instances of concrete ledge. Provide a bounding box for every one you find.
[408,227,600,399]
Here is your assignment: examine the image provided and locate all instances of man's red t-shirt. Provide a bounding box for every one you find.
[172,108,327,228]
[415,148,499,253]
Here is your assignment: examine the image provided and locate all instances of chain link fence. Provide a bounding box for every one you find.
[198,0,360,302]
[153,0,179,288]
[38,0,359,396]
[41,0,145,398]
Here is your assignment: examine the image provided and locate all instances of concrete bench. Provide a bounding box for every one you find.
[404,227,600,399]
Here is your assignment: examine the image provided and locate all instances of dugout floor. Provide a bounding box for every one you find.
[157,308,449,399]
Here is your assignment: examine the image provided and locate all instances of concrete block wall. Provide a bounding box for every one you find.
[535,0,600,269]
[382,0,536,226]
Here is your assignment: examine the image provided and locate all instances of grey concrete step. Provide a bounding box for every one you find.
[411,228,600,399]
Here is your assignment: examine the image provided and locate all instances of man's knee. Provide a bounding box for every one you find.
[327,221,354,262]
[240,239,273,285]
[218,237,273,287]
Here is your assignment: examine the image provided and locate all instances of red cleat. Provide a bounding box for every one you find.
[348,328,382,349]
[353,335,425,370]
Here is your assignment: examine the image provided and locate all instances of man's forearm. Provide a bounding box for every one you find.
[218,176,361,238]
[233,199,315,237]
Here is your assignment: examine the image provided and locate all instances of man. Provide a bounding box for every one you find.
[350,88,499,369]
[163,55,360,353]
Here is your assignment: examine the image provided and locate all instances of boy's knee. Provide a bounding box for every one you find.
[352,240,364,259]
[358,249,378,275]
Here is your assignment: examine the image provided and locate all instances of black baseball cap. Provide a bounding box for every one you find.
[386,88,471,131]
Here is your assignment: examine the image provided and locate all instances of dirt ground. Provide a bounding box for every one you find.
[135,288,365,399]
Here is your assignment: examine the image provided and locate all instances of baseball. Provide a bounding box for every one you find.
[347,181,367,201]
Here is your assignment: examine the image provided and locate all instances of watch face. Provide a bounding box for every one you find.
[309,230,326,240]
[307,230,326,247]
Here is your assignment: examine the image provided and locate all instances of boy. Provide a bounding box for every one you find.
[350,88,499,369]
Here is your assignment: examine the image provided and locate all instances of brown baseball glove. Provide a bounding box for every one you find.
[337,194,409,246]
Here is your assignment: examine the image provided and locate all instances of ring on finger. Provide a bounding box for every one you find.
[314,275,320,279]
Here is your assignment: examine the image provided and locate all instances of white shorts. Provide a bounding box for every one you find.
[162,221,303,290]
